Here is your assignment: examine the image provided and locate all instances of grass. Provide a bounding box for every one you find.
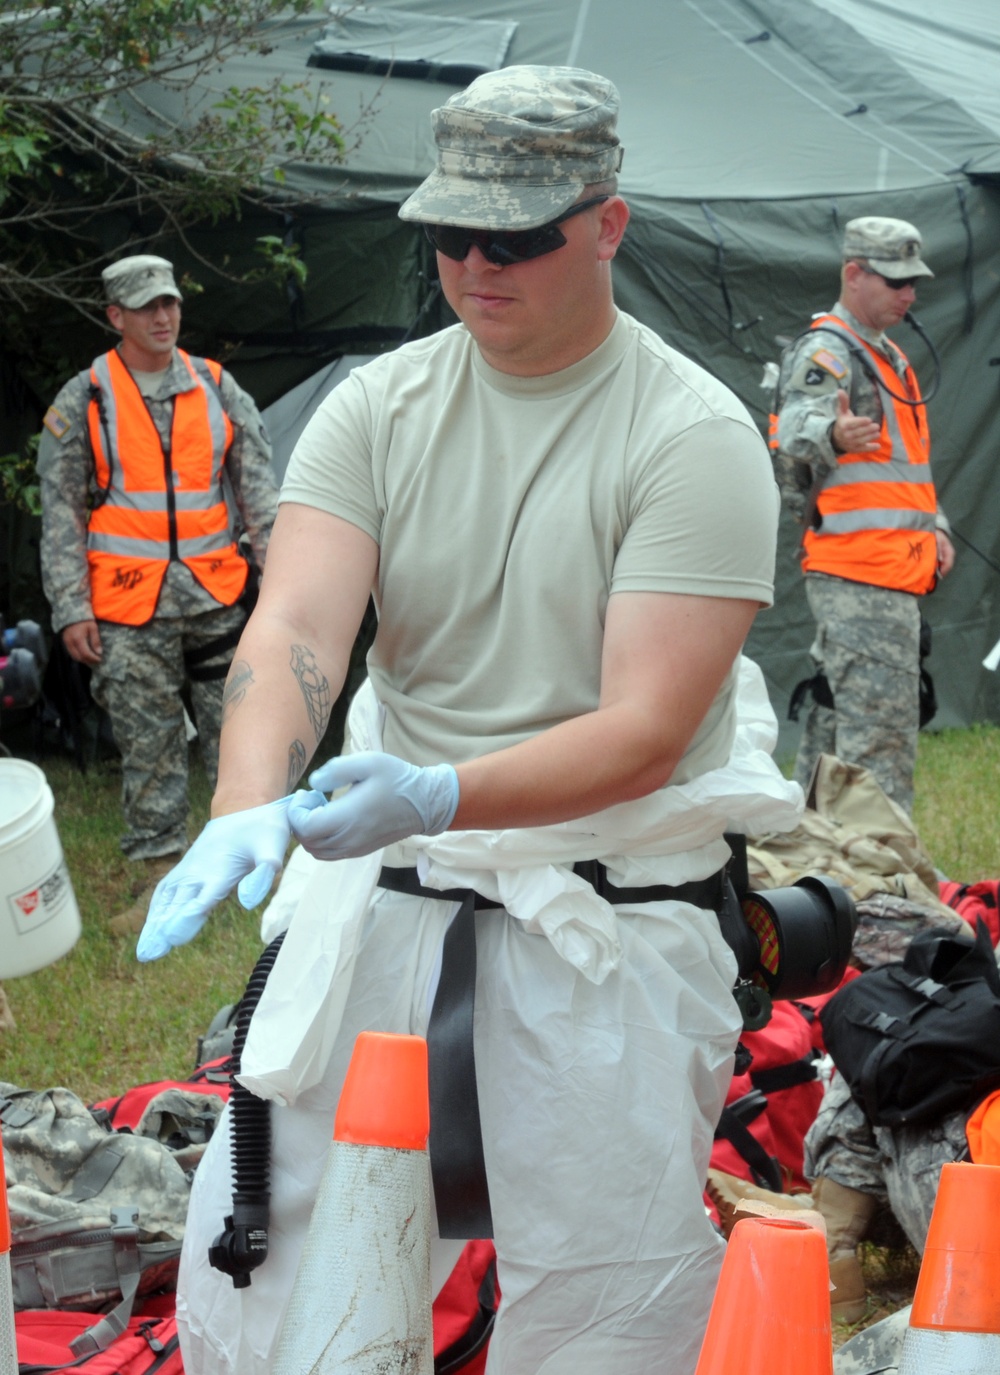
[1,748,265,1101]
[774,723,1000,880]
[3,720,1000,1100]
[912,724,1000,880]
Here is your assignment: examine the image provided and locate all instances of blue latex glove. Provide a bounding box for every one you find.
[287,751,459,861]
[136,796,294,961]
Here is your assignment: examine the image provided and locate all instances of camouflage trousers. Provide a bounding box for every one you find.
[803,1071,970,1253]
[90,602,247,860]
[833,1307,911,1375]
[793,573,921,814]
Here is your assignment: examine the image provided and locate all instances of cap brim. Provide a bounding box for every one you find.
[399,170,585,229]
[868,258,934,279]
[117,288,183,309]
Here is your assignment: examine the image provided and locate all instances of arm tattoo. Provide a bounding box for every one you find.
[222,659,254,725]
[290,643,331,744]
[286,739,307,792]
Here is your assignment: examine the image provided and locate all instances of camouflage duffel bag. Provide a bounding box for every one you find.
[0,1079,224,1359]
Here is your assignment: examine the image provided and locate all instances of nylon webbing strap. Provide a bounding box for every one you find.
[0,1096,36,1129]
[750,1055,820,1095]
[427,893,493,1239]
[571,859,726,911]
[64,1138,127,1202]
[378,859,728,1239]
[378,865,494,1239]
[714,1093,783,1193]
[68,1208,142,1358]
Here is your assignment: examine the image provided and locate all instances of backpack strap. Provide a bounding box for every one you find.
[0,1095,38,1129]
[856,975,964,1125]
[9,1206,151,1358]
[750,1054,820,1095]
[67,1207,143,1358]
[11,1218,179,1349]
[713,1090,783,1193]
[62,1137,128,1202]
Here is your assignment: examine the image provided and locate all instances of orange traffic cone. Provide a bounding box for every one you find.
[1,1125,17,1375]
[271,1032,434,1375]
[695,1217,833,1375]
[966,1090,1000,1166]
[898,1160,1000,1374]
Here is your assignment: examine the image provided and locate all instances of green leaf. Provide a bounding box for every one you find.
[0,0,347,317]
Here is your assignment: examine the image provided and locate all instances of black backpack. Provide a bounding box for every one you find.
[820,921,1000,1128]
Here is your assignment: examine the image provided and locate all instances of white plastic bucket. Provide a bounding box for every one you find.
[0,759,82,978]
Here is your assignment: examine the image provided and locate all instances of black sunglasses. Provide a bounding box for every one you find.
[859,264,919,291]
[424,195,610,266]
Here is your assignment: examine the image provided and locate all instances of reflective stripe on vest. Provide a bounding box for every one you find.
[86,349,247,625]
[802,316,937,595]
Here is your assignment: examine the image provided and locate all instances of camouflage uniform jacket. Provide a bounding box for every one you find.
[37,349,278,633]
[772,301,945,532]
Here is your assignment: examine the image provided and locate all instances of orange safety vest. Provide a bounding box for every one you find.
[85,348,248,626]
[800,315,937,596]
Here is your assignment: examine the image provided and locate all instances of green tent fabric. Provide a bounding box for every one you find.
[8,0,1000,750]
[112,0,1000,200]
[809,0,1000,148]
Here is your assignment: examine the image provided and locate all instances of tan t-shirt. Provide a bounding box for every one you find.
[282,311,777,780]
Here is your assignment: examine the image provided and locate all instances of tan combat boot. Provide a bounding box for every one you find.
[109,855,180,936]
[812,1175,878,1324]
[706,1168,817,1240]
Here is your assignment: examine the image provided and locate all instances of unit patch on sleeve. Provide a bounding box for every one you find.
[42,406,72,440]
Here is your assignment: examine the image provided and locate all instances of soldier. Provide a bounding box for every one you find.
[827,1086,1000,1367]
[36,254,278,932]
[772,217,955,813]
[804,1069,969,1323]
[138,65,801,1375]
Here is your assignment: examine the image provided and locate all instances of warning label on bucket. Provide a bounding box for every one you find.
[9,861,72,935]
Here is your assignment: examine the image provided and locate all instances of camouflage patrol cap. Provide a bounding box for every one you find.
[102,255,182,309]
[842,217,933,279]
[398,65,623,230]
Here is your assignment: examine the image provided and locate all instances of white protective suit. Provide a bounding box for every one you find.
[178,659,802,1375]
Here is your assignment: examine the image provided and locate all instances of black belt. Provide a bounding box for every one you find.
[378,858,728,1240]
[570,858,726,912]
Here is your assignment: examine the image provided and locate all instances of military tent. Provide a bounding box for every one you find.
[7,0,1000,757]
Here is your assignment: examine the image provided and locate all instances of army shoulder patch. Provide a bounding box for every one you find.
[42,405,72,439]
[808,348,848,381]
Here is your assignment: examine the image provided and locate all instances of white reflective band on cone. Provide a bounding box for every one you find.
[270,1139,433,1375]
[899,1326,1000,1374]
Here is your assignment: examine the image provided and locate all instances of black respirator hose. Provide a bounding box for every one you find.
[899,310,942,404]
[208,930,286,1288]
[845,311,941,407]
